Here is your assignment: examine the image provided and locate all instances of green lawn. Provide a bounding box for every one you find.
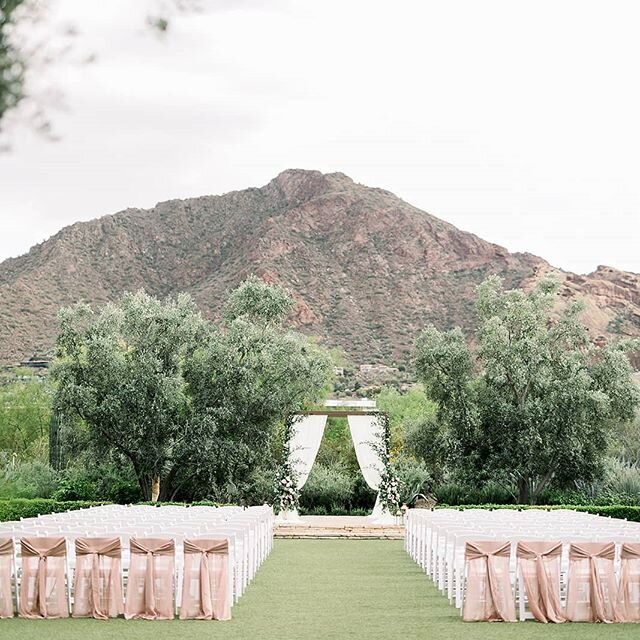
[1,539,638,639]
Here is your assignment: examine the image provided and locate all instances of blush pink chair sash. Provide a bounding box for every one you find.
[73,537,123,619]
[463,540,516,622]
[180,538,231,621]
[124,537,175,620]
[618,542,640,623]
[516,541,565,623]
[566,542,622,623]
[19,536,69,619]
[0,538,14,618]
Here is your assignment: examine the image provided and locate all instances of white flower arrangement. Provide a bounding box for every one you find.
[374,413,401,515]
[275,415,301,513]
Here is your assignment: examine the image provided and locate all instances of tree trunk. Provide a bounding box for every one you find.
[531,468,556,505]
[132,460,151,501]
[48,411,61,470]
[151,475,160,503]
[161,465,179,502]
[517,476,530,504]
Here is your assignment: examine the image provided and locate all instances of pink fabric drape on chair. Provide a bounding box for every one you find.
[124,537,175,620]
[618,542,640,623]
[516,541,565,623]
[566,542,621,623]
[180,538,231,621]
[0,538,14,618]
[463,540,516,622]
[19,536,69,619]
[73,537,123,619]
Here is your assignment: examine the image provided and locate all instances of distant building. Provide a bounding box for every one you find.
[358,363,399,377]
[18,354,52,370]
[324,398,376,409]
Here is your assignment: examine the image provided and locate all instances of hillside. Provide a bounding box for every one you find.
[1,169,639,366]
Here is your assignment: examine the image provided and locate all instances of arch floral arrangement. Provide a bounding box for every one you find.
[373,413,401,515]
[275,414,300,513]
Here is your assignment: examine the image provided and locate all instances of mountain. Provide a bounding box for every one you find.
[1,169,639,366]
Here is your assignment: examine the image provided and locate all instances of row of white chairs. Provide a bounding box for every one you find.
[405,508,640,619]
[0,504,274,610]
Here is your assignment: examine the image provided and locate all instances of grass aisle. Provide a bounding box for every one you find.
[1,539,638,639]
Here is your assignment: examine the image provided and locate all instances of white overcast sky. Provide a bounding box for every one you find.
[1,0,639,274]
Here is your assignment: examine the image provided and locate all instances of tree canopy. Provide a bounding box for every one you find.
[415,276,640,504]
[53,282,332,502]
[0,0,25,126]
[0,372,50,459]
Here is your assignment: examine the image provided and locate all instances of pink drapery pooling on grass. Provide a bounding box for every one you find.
[19,536,69,619]
[462,540,516,622]
[124,537,175,620]
[180,538,231,620]
[565,542,622,623]
[0,538,13,618]
[73,537,123,619]
[618,542,640,623]
[516,541,565,623]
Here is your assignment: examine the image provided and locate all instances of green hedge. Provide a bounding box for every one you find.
[134,501,236,507]
[438,504,640,522]
[0,499,242,522]
[4,498,637,524]
[0,499,108,522]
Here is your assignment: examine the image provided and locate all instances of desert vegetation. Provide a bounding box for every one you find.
[0,277,638,514]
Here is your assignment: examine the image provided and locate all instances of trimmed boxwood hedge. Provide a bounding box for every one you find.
[1,499,638,524]
[0,499,108,522]
[0,499,239,522]
[437,504,640,522]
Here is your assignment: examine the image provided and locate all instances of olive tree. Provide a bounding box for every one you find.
[53,291,205,501]
[53,280,332,503]
[415,277,639,504]
[181,277,332,501]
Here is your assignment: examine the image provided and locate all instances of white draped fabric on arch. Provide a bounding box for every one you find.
[289,414,328,491]
[346,415,387,521]
[278,411,391,522]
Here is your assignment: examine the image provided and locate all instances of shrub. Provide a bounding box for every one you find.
[578,505,640,521]
[0,499,106,522]
[603,458,640,504]
[536,487,590,505]
[243,466,277,506]
[432,503,640,523]
[51,462,143,504]
[351,474,376,511]
[299,463,355,513]
[105,478,143,504]
[433,480,515,505]
[0,499,250,522]
[393,456,432,504]
[0,458,59,499]
[52,470,99,502]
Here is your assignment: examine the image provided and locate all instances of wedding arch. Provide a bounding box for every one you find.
[276,400,399,523]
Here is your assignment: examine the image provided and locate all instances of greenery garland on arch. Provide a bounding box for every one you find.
[276,411,400,515]
[374,413,401,515]
[275,414,300,513]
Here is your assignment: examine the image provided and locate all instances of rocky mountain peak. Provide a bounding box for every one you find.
[0,171,638,366]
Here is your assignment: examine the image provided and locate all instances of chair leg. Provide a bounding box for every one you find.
[518,573,525,621]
